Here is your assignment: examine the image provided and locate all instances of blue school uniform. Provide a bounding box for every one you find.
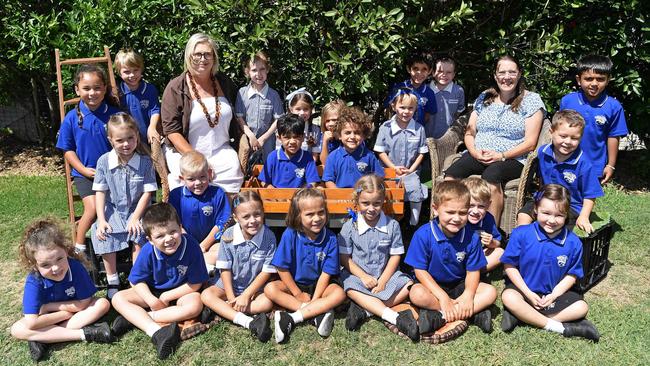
[55,101,119,177]
[537,144,604,213]
[214,224,277,295]
[559,91,628,174]
[467,211,502,243]
[119,80,161,141]
[259,147,320,188]
[374,117,428,169]
[339,212,411,301]
[235,83,284,159]
[270,227,339,286]
[22,258,97,315]
[128,234,209,290]
[501,222,584,294]
[168,184,231,244]
[90,151,158,255]
[428,81,466,138]
[322,145,385,188]
[405,220,487,285]
[385,80,438,126]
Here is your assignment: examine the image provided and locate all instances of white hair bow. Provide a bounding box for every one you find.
[285,87,314,104]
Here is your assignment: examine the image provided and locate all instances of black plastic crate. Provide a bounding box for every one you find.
[574,221,613,293]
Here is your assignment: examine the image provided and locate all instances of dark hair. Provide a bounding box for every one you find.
[286,188,328,231]
[232,190,264,214]
[74,64,119,129]
[335,106,373,139]
[277,113,305,137]
[533,184,571,218]
[482,55,526,113]
[436,56,457,71]
[576,54,613,77]
[405,50,433,69]
[142,203,181,236]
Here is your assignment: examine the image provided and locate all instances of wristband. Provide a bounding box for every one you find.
[605,164,616,171]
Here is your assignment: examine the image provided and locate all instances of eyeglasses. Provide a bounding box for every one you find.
[496,70,518,77]
[191,52,214,61]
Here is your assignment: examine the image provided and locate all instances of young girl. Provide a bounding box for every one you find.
[339,175,418,341]
[374,90,428,225]
[264,188,346,343]
[322,106,384,188]
[501,184,600,341]
[10,219,114,361]
[56,65,122,256]
[91,113,158,298]
[200,191,276,342]
[283,88,321,161]
[319,99,345,164]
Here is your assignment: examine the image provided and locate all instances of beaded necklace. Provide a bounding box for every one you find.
[187,72,221,128]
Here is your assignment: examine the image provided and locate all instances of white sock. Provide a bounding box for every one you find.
[544,319,565,334]
[381,308,399,325]
[79,329,86,341]
[410,202,422,225]
[206,264,215,272]
[365,310,373,318]
[290,311,304,324]
[233,312,253,329]
[145,323,162,337]
[107,273,120,298]
[439,310,446,320]
[75,243,87,253]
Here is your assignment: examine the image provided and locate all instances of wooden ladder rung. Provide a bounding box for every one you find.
[63,97,81,106]
[59,56,110,65]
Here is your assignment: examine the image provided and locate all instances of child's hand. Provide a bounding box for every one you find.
[455,293,474,320]
[371,279,387,294]
[126,218,143,237]
[439,296,457,321]
[394,166,409,176]
[323,130,333,142]
[96,220,112,241]
[296,291,311,304]
[525,291,543,310]
[199,240,212,253]
[247,133,261,151]
[232,295,251,313]
[147,297,167,311]
[82,167,96,178]
[479,231,494,247]
[361,274,378,289]
[601,165,614,185]
[576,215,594,234]
[147,126,161,145]
[539,293,558,309]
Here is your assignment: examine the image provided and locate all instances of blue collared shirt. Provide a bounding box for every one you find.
[385,80,438,126]
[235,83,284,134]
[374,117,428,169]
[322,145,385,188]
[168,185,231,243]
[259,147,320,188]
[428,81,466,138]
[501,222,584,294]
[467,211,502,243]
[119,80,161,141]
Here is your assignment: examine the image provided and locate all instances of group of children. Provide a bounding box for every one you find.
[10,48,627,360]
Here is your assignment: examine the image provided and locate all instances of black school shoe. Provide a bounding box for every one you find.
[396,310,419,341]
[471,308,493,333]
[563,319,600,342]
[274,311,295,343]
[200,307,217,325]
[418,309,446,334]
[151,323,181,360]
[111,315,135,337]
[250,313,272,343]
[345,301,367,331]
[501,308,519,333]
[82,322,116,343]
[28,341,47,362]
[314,310,335,337]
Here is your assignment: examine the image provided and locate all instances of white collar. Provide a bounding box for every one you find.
[390,117,417,135]
[246,83,269,99]
[357,212,390,234]
[232,223,265,248]
[431,81,455,93]
[107,150,141,170]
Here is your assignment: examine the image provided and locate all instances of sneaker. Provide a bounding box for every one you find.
[563,319,600,342]
[249,313,272,343]
[151,323,181,360]
[200,306,217,325]
[274,311,295,344]
[501,308,519,333]
[345,301,366,331]
[82,322,115,343]
[28,341,47,362]
[396,310,419,341]
[314,310,335,337]
[418,309,446,334]
[471,309,492,333]
[111,315,134,337]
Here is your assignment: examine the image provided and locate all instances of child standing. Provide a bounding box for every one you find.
[517,110,604,233]
[283,88,322,161]
[323,106,384,188]
[259,114,320,188]
[91,113,158,299]
[168,151,231,270]
[319,99,346,164]
[560,54,628,185]
[114,48,161,144]
[406,181,497,335]
[235,51,284,161]
[339,175,418,341]
[428,57,466,138]
[501,184,600,341]
[111,203,209,360]
[56,65,122,256]
[264,189,346,343]
[11,219,114,362]
[461,177,503,272]
[374,90,428,225]
[201,191,276,342]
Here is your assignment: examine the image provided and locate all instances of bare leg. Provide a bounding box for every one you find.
[102,252,117,277]
[264,281,345,320]
[77,195,96,245]
[347,283,411,317]
[408,283,442,311]
[132,243,142,264]
[201,286,273,322]
[472,282,497,314]
[484,247,504,272]
[149,292,203,324]
[64,298,111,329]
[111,288,159,333]
[264,280,305,311]
[488,182,504,225]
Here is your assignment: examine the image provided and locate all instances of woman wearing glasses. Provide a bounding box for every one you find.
[161,33,243,192]
[444,55,545,224]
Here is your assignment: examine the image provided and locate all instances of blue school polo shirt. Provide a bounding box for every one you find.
[374,117,428,169]
[405,219,487,284]
[322,145,385,188]
[22,258,97,315]
[385,80,438,126]
[129,234,209,290]
[428,81,466,138]
[119,81,161,141]
[537,144,604,213]
[467,211,502,243]
[168,184,231,243]
[559,91,628,173]
[501,222,584,294]
[270,227,340,286]
[259,147,320,188]
[56,101,118,177]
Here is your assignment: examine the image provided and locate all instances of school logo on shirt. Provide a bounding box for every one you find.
[595,115,607,125]
[420,97,428,105]
[563,171,577,184]
[177,265,188,277]
[316,251,326,262]
[356,162,368,172]
[202,205,214,217]
[557,255,568,267]
[140,100,150,109]
[65,286,76,297]
[455,251,466,263]
[295,168,305,178]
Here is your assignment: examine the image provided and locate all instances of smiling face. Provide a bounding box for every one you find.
[180,167,212,195]
[246,60,268,89]
[467,198,489,225]
[298,197,326,240]
[433,198,469,237]
[434,61,456,88]
[33,246,70,282]
[392,98,417,125]
[322,110,339,132]
[119,66,143,90]
[494,59,521,96]
[234,200,264,240]
[340,122,364,152]
[75,72,107,110]
[535,198,567,237]
[576,69,609,102]
[408,62,431,87]
[290,100,312,122]
[108,124,138,162]
[358,190,384,227]
[551,121,583,160]
[190,42,215,76]
[148,222,183,255]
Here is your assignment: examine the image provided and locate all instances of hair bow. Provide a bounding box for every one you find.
[285,87,314,104]
[533,190,544,202]
[389,87,415,104]
[346,208,358,223]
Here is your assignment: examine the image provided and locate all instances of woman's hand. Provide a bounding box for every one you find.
[477,150,502,164]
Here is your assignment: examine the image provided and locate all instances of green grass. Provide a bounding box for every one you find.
[1,176,649,365]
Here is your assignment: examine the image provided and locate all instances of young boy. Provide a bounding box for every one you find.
[111,203,209,360]
[560,54,628,185]
[259,114,320,188]
[461,177,503,272]
[114,48,161,144]
[323,106,384,188]
[235,51,284,161]
[405,181,497,334]
[168,151,231,271]
[428,57,465,138]
[517,110,604,234]
[384,50,438,127]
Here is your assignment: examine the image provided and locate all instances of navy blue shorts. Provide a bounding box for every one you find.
[504,283,583,316]
[73,176,94,198]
